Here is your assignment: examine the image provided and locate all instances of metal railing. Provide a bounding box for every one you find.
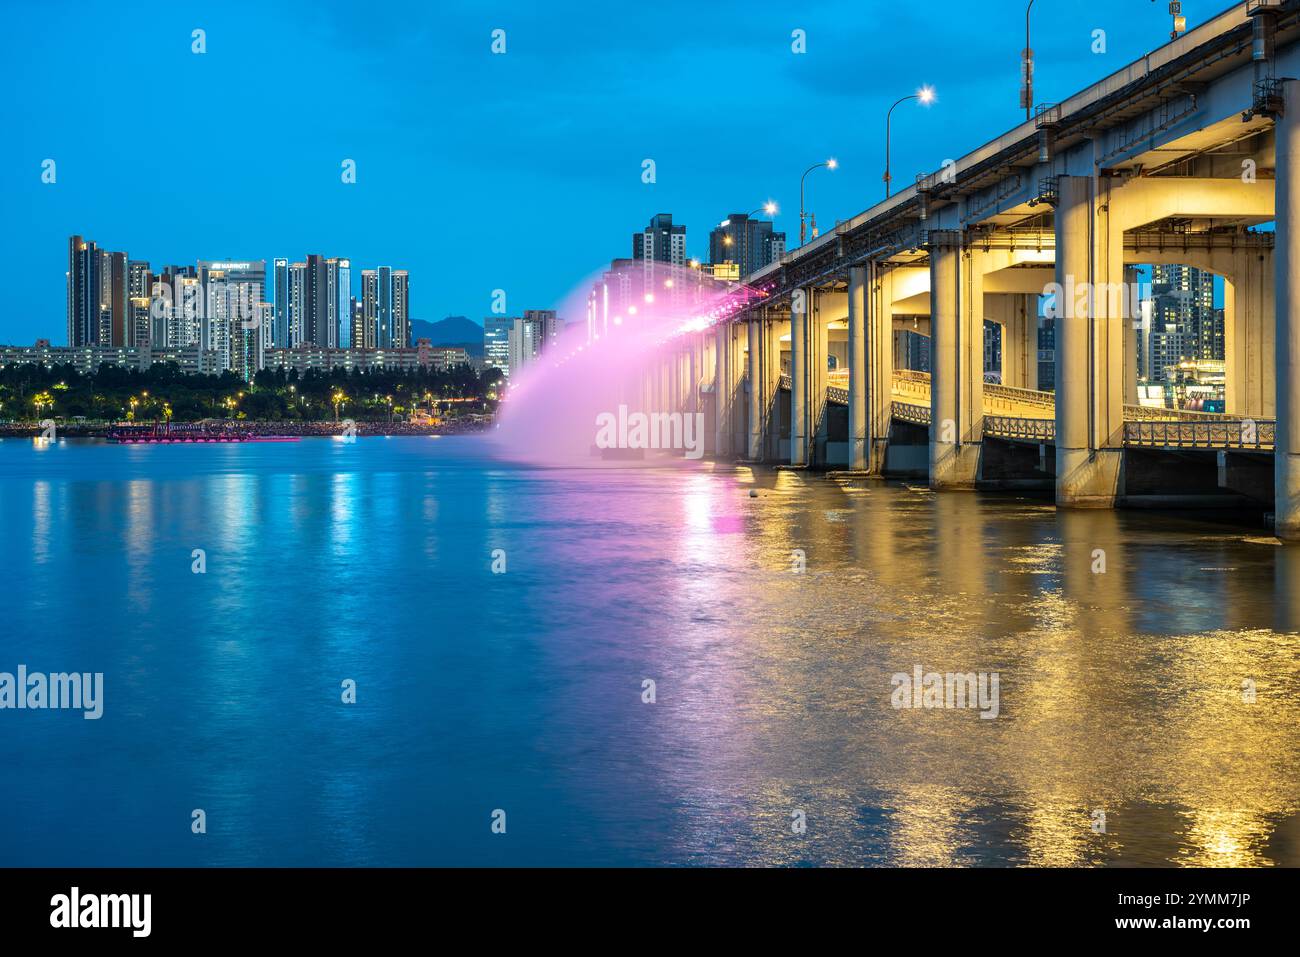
[891,401,931,426]
[1122,404,1227,422]
[1124,419,1275,450]
[985,383,1056,409]
[984,416,1055,442]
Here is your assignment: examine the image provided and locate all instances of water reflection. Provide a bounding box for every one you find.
[1,438,1298,866]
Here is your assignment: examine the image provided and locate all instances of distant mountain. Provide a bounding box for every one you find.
[411,316,484,357]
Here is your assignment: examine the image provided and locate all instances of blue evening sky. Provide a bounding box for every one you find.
[1,0,1222,343]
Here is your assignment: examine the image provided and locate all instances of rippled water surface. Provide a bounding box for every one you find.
[1,436,1298,866]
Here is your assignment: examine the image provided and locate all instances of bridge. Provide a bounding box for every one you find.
[637,0,1300,535]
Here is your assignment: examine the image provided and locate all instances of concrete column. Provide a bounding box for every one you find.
[1123,265,1139,406]
[994,293,1039,391]
[1054,175,1124,507]
[641,366,653,415]
[1276,80,1300,540]
[730,321,747,455]
[866,263,895,472]
[847,266,868,470]
[809,290,829,466]
[766,315,787,459]
[701,332,716,455]
[714,322,730,457]
[790,289,808,466]
[1225,247,1275,419]
[1024,295,1040,392]
[690,334,703,413]
[928,231,982,489]
[747,316,763,459]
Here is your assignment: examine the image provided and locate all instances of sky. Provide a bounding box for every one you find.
[0,0,1225,344]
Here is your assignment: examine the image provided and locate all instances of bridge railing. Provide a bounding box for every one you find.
[891,401,931,426]
[984,383,1056,409]
[984,416,1055,442]
[1122,404,1228,422]
[1124,419,1276,450]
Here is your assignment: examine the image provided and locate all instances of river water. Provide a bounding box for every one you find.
[1,435,1297,866]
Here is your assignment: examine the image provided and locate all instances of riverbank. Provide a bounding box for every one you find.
[0,418,493,438]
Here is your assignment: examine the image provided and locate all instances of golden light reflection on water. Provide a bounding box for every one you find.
[624,470,1300,867]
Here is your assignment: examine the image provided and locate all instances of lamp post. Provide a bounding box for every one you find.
[884,86,935,200]
[800,161,836,247]
[1023,0,1035,122]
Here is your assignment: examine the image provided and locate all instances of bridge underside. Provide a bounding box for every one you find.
[636,6,1300,534]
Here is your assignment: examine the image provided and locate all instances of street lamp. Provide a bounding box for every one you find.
[884,86,935,200]
[1023,0,1035,122]
[800,162,836,246]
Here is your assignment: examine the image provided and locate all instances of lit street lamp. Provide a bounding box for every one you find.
[884,86,935,200]
[800,162,836,246]
[1023,1,1035,122]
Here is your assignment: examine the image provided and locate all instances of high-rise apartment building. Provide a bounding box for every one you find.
[708,215,786,277]
[351,298,369,349]
[484,316,512,378]
[272,259,291,347]
[66,236,128,347]
[363,267,411,349]
[127,260,152,347]
[197,260,267,369]
[329,258,352,349]
[633,213,687,265]
[504,310,564,380]
[288,262,307,346]
[1146,264,1218,376]
[67,235,100,347]
[391,269,410,348]
[99,251,128,346]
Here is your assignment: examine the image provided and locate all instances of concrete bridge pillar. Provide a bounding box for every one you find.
[982,295,1034,392]
[790,288,808,465]
[928,230,983,489]
[847,263,895,472]
[847,266,868,470]
[1225,246,1276,419]
[659,354,670,414]
[810,292,836,464]
[1054,175,1124,507]
[1123,265,1140,407]
[714,321,730,456]
[641,365,654,416]
[987,293,1038,391]
[768,314,788,459]
[680,346,690,411]
[1276,80,1300,540]
[690,333,704,413]
[711,320,746,458]
[730,320,748,456]
[666,351,677,413]
[747,315,762,459]
[700,331,716,454]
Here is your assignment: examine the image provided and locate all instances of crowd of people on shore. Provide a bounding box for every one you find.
[0,417,493,439]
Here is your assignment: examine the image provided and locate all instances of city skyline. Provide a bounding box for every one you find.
[1,0,1216,344]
